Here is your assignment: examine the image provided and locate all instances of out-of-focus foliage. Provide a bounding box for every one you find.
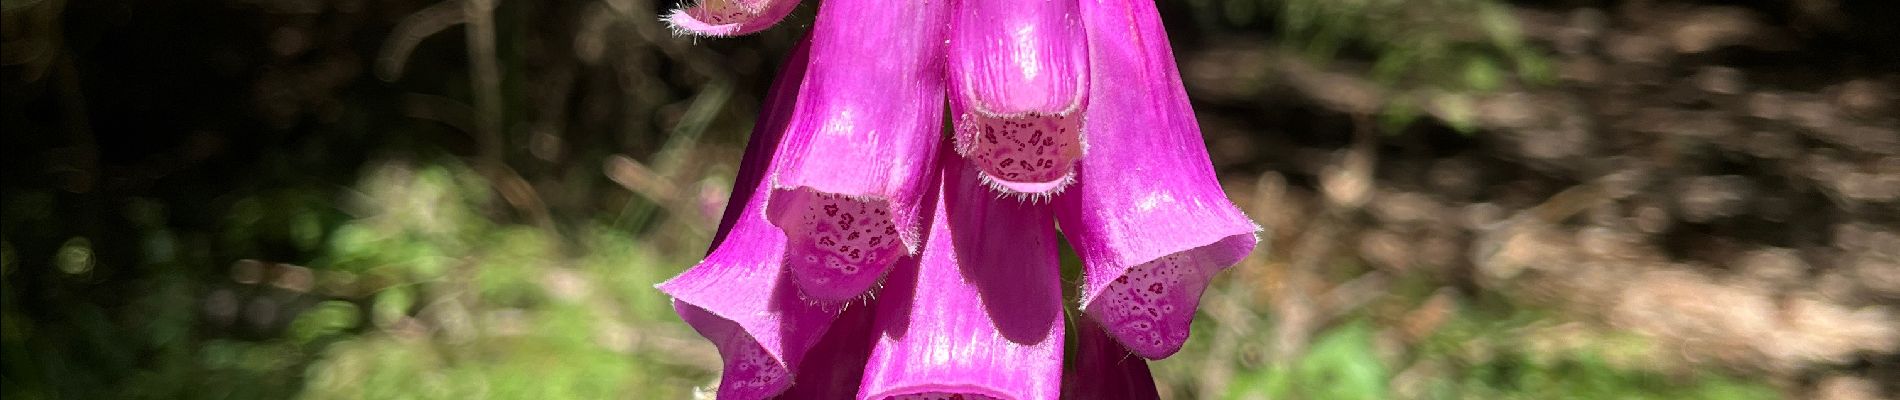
[1172,282,1787,400]
[296,163,706,399]
[1184,0,1552,131]
[1228,321,1388,400]
[3,160,714,399]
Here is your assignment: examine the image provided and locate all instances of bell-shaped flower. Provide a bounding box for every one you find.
[655,38,841,399]
[946,0,1091,196]
[1056,0,1260,359]
[658,0,1262,397]
[764,0,952,303]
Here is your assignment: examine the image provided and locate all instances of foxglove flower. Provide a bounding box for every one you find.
[657,39,843,399]
[1060,0,1259,360]
[948,0,1090,195]
[658,0,1258,397]
[762,0,950,303]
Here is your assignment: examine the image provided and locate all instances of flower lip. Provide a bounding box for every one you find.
[953,111,1085,197]
[667,0,802,37]
[768,187,908,302]
[673,302,791,398]
[1081,234,1256,359]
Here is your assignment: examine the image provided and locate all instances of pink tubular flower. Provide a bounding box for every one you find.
[948,0,1090,196]
[764,0,950,303]
[657,39,841,399]
[1062,0,1260,360]
[658,0,1259,398]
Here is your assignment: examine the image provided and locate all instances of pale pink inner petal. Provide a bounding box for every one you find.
[682,0,764,25]
[772,188,904,301]
[1085,251,1220,359]
[885,393,1001,400]
[667,0,798,37]
[954,112,1083,194]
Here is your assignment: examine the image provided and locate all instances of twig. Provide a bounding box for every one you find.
[462,0,505,175]
[603,155,715,236]
[375,0,468,82]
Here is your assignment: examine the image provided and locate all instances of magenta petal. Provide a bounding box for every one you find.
[947,0,1089,195]
[766,0,951,302]
[1061,317,1162,400]
[657,38,838,400]
[1058,0,1260,359]
[667,0,801,37]
[664,272,835,399]
[778,298,880,399]
[858,155,1066,400]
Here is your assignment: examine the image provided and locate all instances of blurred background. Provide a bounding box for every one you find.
[3,0,1897,398]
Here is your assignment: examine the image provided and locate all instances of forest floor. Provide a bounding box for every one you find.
[1174,1,1898,398]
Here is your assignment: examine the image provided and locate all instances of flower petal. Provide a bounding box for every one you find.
[1059,0,1260,359]
[657,37,838,400]
[858,154,1066,400]
[766,0,951,302]
[947,0,1089,195]
[778,298,881,399]
[1060,317,1161,400]
[665,261,837,399]
[666,0,802,37]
